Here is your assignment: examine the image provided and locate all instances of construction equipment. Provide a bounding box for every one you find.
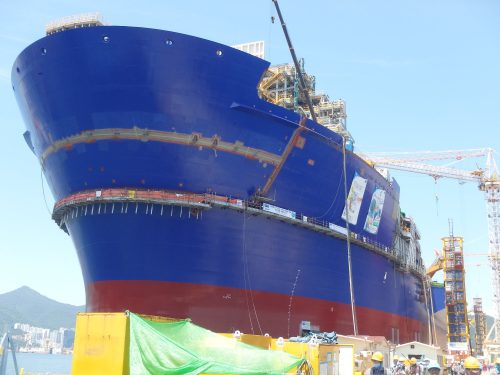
[258,64,351,140]
[426,252,444,278]
[358,148,500,346]
[272,0,318,123]
[473,297,486,356]
[442,235,470,354]
[0,333,20,375]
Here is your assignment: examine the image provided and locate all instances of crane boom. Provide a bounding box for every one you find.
[358,148,492,163]
[360,160,482,182]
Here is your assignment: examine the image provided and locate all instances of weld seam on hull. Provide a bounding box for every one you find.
[40,127,283,166]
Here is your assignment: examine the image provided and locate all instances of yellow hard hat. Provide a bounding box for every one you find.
[404,360,410,367]
[371,352,384,362]
[463,356,480,369]
[410,357,417,365]
[393,355,399,361]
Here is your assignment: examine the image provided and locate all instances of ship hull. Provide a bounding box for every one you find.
[13,26,429,342]
[62,201,428,341]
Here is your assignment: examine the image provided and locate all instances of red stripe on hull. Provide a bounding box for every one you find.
[87,280,427,343]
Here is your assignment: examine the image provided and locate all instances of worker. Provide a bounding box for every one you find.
[390,357,406,375]
[495,358,500,374]
[365,352,389,375]
[390,355,399,373]
[392,357,407,375]
[463,356,481,375]
[426,360,441,375]
[407,357,421,375]
[403,359,411,372]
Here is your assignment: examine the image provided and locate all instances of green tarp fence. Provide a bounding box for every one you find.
[129,313,304,375]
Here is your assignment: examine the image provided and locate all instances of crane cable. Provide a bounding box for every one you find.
[40,167,52,216]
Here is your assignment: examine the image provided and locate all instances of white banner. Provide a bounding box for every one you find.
[342,172,367,225]
[329,222,348,236]
[364,188,386,234]
[262,203,296,219]
[448,342,469,351]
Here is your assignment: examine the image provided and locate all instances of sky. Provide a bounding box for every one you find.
[0,0,499,319]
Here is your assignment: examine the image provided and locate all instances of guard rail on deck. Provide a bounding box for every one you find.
[46,13,103,35]
[52,188,425,278]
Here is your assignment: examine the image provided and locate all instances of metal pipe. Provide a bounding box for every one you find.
[423,278,433,345]
[272,0,318,123]
[428,280,438,346]
[342,136,358,335]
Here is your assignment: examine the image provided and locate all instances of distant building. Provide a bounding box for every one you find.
[13,322,75,352]
[395,341,444,364]
[62,329,75,349]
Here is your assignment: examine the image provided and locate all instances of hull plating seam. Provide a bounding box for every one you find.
[40,127,283,166]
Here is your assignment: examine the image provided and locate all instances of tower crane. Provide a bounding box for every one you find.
[357,148,500,344]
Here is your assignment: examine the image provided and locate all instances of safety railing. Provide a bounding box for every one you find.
[46,13,103,35]
[53,188,425,272]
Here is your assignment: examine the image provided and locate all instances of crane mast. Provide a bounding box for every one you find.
[358,148,500,344]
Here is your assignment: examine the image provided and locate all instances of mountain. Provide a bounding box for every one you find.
[0,286,84,332]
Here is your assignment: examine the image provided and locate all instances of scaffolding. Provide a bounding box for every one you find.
[473,297,486,356]
[480,174,500,342]
[443,236,470,355]
[258,62,352,143]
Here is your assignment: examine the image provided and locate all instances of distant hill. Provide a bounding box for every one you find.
[0,286,84,332]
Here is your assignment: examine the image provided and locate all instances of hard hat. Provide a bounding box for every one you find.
[393,355,399,361]
[427,360,441,370]
[410,357,417,365]
[404,360,410,367]
[371,352,384,362]
[463,356,480,369]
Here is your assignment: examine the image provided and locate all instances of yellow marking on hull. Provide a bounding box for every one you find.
[41,127,282,166]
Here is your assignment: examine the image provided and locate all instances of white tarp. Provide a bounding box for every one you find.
[364,188,386,234]
[342,172,367,225]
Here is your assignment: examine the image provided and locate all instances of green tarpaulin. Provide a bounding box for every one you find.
[129,313,304,375]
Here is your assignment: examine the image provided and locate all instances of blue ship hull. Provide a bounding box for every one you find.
[13,26,430,341]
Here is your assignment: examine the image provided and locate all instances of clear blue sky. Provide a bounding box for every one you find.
[1,1,499,318]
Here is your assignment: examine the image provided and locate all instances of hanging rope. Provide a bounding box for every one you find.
[40,167,52,216]
[433,176,439,216]
[242,211,263,335]
[315,166,344,219]
[242,211,255,334]
[287,269,301,338]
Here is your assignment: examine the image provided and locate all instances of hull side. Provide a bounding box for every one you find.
[66,202,429,341]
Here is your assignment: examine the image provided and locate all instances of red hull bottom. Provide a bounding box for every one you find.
[87,280,427,342]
